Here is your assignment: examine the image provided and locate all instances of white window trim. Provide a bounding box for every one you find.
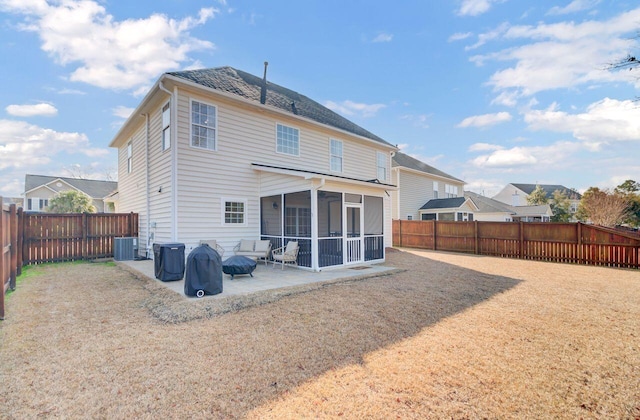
[275,122,300,157]
[221,198,248,227]
[190,98,218,152]
[161,101,171,151]
[329,138,343,173]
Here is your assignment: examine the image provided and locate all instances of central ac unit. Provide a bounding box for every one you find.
[114,237,138,261]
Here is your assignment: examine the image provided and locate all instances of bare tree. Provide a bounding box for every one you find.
[577,187,631,227]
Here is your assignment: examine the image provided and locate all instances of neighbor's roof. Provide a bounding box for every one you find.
[510,183,582,199]
[465,191,514,213]
[392,151,464,183]
[513,204,553,216]
[25,175,117,199]
[168,66,393,147]
[419,197,466,210]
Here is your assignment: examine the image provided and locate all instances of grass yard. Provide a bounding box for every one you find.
[0,249,638,418]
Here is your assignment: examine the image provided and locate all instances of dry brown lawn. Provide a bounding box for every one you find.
[0,249,638,419]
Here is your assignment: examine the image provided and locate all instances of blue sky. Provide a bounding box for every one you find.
[1,0,639,198]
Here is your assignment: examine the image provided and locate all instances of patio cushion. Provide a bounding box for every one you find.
[285,241,297,253]
[254,240,270,253]
[238,239,254,252]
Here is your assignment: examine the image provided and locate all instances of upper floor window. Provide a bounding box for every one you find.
[445,184,459,198]
[433,181,439,199]
[276,123,299,156]
[162,101,170,151]
[127,142,132,173]
[376,151,387,181]
[27,198,48,211]
[191,100,217,150]
[330,139,343,172]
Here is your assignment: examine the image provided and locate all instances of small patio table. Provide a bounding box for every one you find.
[222,255,257,280]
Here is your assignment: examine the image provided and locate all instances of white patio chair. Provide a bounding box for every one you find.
[199,239,225,257]
[271,241,299,270]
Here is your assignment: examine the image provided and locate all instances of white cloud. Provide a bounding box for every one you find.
[468,142,503,152]
[449,32,473,42]
[324,100,386,118]
[524,98,640,146]
[2,1,217,91]
[0,119,108,170]
[372,33,393,43]
[112,106,135,119]
[469,8,640,96]
[6,103,58,117]
[469,141,582,169]
[547,0,600,15]
[458,111,512,128]
[457,0,505,16]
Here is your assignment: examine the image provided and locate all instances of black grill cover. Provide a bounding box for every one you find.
[184,245,223,297]
[153,243,185,282]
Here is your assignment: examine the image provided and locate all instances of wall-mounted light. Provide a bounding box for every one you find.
[272,202,278,209]
[158,186,163,193]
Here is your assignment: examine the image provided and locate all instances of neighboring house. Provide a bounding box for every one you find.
[391,151,465,221]
[418,196,478,221]
[464,191,553,222]
[493,183,582,213]
[24,174,118,213]
[108,66,397,270]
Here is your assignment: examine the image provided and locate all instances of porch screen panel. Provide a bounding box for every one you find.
[261,195,282,236]
[284,191,311,237]
[318,191,342,237]
[364,196,383,235]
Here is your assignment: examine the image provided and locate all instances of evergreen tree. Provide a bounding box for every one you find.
[550,189,572,222]
[47,190,97,213]
[526,185,548,205]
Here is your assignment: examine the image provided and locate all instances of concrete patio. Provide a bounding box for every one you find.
[117,257,397,301]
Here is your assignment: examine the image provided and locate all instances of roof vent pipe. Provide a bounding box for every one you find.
[260,61,268,104]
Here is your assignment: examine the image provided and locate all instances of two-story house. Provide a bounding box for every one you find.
[24,174,117,213]
[493,183,582,213]
[109,66,397,270]
[390,151,465,221]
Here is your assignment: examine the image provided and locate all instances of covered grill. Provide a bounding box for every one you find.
[184,244,223,297]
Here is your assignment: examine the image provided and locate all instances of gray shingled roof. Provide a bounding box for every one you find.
[167,66,393,147]
[419,197,466,210]
[465,191,514,213]
[392,152,464,182]
[511,183,581,199]
[25,175,117,199]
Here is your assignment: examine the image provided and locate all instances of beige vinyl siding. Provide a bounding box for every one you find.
[172,88,394,254]
[397,170,435,221]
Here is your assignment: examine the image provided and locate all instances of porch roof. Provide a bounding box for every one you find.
[251,163,398,190]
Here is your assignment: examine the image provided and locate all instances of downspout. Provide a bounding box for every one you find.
[158,81,178,242]
[143,113,151,257]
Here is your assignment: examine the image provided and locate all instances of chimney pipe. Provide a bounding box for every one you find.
[260,61,268,104]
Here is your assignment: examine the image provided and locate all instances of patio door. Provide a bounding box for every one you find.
[344,204,363,264]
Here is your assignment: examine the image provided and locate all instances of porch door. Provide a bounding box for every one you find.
[344,204,363,264]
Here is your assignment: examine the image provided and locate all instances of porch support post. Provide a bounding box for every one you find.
[310,185,319,271]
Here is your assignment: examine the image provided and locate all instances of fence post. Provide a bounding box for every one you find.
[1,197,5,320]
[399,220,402,247]
[9,204,17,291]
[433,220,437,251]
[17,207,23,276]
[577,222,582,264]
[519,221,524,259]
[82,213,88,260]
[129,212,135,237]
[474,220,479,255]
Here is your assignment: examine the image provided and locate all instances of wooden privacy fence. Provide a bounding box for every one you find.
[0,200,138,319]
[393,220,640,269]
